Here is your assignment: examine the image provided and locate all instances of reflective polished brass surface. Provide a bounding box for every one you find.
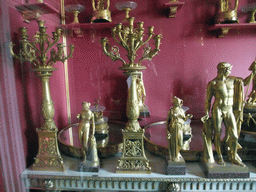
[216,0,239,23]
[101,17,161,173]
[10,20,74,171]
[77,102,99,168]
[91,0,112,23]
[167,97,193,162]
[202,62,246,167]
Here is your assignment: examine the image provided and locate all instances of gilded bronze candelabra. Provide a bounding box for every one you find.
[101,17,162,173]
[10,20,74,171]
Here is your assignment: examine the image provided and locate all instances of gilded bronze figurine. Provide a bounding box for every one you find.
[202,62,245,167]
[77,102,99,170]
[136,73,150,117]
[166,97,193,162]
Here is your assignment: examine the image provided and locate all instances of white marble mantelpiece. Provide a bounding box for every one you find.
[21,152,256,192]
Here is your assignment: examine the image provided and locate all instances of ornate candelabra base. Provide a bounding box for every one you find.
[116,130,151,174]
[32,129,65,171]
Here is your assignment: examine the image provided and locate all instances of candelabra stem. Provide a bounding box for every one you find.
[73,11,80,23]
[31,68,65,171]
[124,8,131,21]
[116,71,151,174]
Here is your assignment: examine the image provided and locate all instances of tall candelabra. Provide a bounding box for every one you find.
[10,20,74,171]
[101,17,162,173]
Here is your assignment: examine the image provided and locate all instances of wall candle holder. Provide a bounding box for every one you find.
[101,17,162,173]
[10,20,74,171]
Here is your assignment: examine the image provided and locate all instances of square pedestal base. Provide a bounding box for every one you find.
[77,161,100,172]
[166,156,186,175]
[201,162,249,178]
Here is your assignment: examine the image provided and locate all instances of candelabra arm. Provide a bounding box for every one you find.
[27,40,40,54]
[92,0,96,11]
[135,33,153,52]
[44,36,61,57]
[101,37,126,65]
[234,0,238,11]
[139,35,162,63]
[9,42,40,66]
[112,28,129,50]
[47,44,75,65]
[65,44,75,60]
[106,0,110,10]
[134,32,144,50]
[9,43,21,60]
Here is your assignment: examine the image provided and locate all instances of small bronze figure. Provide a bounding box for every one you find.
[166,96,193,162]
[77,102,100,171]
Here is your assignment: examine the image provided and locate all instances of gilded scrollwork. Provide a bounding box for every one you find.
[124,140,142,157]
[117,159,151,171]
[39,138,56,155]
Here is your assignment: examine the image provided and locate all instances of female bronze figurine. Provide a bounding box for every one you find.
[77,102,99,169]
[166,97,193,162]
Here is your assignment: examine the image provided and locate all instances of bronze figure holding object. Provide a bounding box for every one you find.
[166,97,192,162]
[166,96,192,175]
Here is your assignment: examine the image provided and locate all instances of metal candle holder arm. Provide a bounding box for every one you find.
[10,20,74,68]
[100,17,162,67]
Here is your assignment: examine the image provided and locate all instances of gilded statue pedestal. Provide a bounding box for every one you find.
[166,156,186,175]
[201,162,249,178]
[116,130,151,174]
